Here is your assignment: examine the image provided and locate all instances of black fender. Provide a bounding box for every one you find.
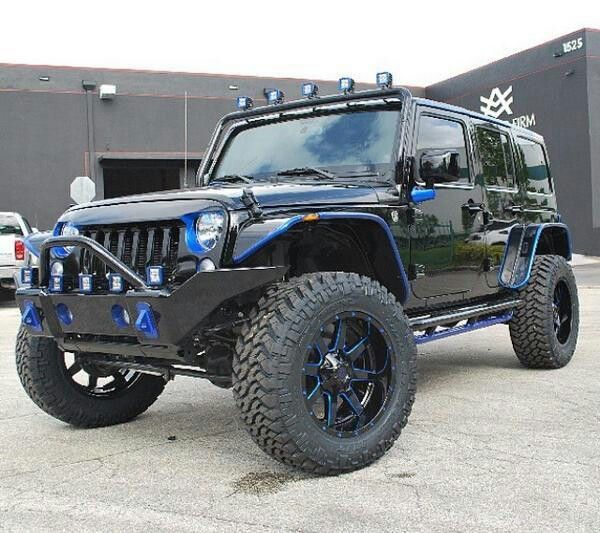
[498,223,572,289]
[232,211,410,304]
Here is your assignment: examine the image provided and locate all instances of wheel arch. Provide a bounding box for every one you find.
[498,222,572,289]
[232,212,410,304]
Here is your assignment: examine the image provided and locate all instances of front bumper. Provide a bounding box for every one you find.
[16,235,286,356]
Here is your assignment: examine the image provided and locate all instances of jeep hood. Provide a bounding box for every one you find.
[67,182,379,213]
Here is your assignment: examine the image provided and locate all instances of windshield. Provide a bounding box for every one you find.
[211,109,401,182]
[0,215,22,235]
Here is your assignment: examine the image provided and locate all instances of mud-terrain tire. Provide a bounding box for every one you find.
[509,255,579,369]
[232,272,417,474]
[16,326,166,427]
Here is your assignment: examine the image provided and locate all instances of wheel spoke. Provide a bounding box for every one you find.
[314,337,330,358]
[67,362,82,377]
[325,392,338,427]
[341,388,364,416]
[352,367,377,380]
[87,375,98,390]
[331,318,347,351]
[344,336,369,363]
[306,381,323,408]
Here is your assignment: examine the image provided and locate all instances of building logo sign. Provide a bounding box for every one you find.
[480,86,514,118]
[479,85,536,129]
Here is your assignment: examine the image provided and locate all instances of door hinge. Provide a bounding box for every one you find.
[408,264,425,280]
[406,206,423,226]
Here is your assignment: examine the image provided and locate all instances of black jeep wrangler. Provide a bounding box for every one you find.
[15,78,579,474]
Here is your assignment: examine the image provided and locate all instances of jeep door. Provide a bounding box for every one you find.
[408,107,489,302]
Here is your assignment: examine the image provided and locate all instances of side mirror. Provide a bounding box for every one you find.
[410,186,436,203]
[419,150,461,183]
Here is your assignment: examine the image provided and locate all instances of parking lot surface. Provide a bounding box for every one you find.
[1,267,599,532]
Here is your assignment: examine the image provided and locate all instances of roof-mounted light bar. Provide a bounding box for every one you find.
[301,82,319,99]
[338,77,355,94]
[266,88,284,105]
[376,71,393,89]
[236,96,254,110]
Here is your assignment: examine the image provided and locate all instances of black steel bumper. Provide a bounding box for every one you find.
[16,235,287,355]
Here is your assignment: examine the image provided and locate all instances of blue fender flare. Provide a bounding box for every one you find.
[232,211,411,304]
[498,223,572,290]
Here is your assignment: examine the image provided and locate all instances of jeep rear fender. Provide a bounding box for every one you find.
[498,223,572,289]
[232,212,410,304]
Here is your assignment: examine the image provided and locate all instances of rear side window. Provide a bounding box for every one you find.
[517,137,552,194]
[0,215,22,235]
[475,127,516,189]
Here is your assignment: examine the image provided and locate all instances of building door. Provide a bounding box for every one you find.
[102,160,184,199]
[409,109,488,302]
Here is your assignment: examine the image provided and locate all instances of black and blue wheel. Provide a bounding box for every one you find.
[233,272,417,474]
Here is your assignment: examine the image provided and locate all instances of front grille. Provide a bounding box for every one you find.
[78,222,182,288]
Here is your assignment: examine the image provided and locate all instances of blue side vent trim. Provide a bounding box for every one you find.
[135,303,159,339]
[414,312,513,345]
[22,300,42,332]
[410,187,436,203]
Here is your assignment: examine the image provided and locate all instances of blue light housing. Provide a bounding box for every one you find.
[22,300,42,332]
[135,302,159,339]
[111,304,130,329]
[146,266,164,286]
[108,273,124,293]
[266,88,284,105]
[411,187,436,203]
[78,274,93,293]
[236,96,253,110]
[301,82,319,99]
[49,275,64,293]
[20,267,38,286]
[338,77,355,94]
[55,303,73,326]
[376,71,393,89]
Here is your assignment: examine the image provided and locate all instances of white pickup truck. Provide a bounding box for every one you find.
[0,212,36,295]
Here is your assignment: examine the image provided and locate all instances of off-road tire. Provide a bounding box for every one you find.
[509,255,579,369]
[16,326,166,427]
[232,272,417,474]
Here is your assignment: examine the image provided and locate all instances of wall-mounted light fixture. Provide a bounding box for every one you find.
[228,84,239,90]
[38,76,50,82]
[99,84,117,100]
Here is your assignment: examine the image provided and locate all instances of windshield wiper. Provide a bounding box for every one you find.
[212,174,253,184]
[276,166,337,180]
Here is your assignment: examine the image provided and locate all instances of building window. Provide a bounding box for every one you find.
[517,137,553,195]
[476,127,516,189]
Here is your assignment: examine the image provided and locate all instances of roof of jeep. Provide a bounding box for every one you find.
[412,96,544,142]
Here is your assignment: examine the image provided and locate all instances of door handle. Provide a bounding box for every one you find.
[461,202,484,214]
[504,205,522,213]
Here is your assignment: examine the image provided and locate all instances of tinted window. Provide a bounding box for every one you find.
[517,137,552,194]
[476,128,516,189]
[0,215,22,235]
[213,110,401,181]
[416,115,470,183]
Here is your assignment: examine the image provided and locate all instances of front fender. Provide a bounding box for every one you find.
[232,211,410,304]
[498,223,572,289]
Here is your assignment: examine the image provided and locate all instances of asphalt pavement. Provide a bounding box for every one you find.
[1,265,599,532]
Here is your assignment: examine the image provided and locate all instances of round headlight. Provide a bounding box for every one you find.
[195,210,225,251]
[61,223,79,237]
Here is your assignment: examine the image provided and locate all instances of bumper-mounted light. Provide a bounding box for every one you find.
[108,273,124,293]
[79,274,93,293]
[49,275,64,293]
[146,266,164,286]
